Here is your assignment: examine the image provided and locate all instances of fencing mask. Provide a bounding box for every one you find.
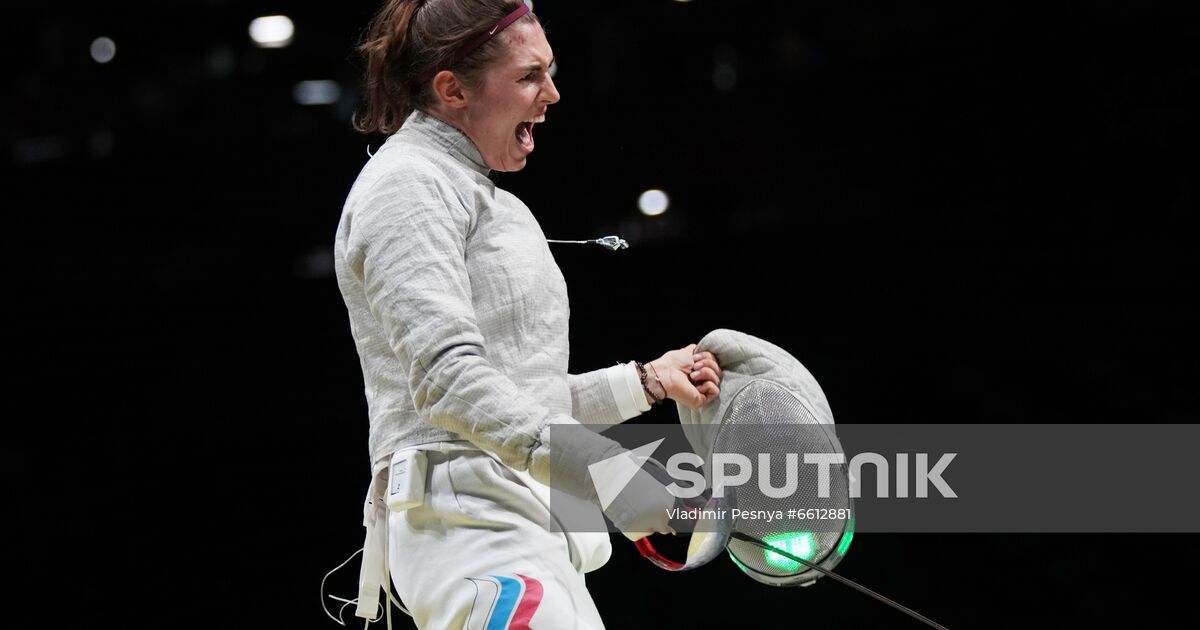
[634,378,853,587]
[632,330,946,629]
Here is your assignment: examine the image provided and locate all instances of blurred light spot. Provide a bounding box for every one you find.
[673,0,694,3]
[90,37,116,63]
[548,59,558,79]
[638,189,670,216]
[712,45,737,92]
[293,80,342,106]
[249,15,294,48]
[712,64,737,91]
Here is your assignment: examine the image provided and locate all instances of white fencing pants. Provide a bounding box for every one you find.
[385,444,611,629]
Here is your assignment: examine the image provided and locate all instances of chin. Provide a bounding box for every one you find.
[495,158,528,172]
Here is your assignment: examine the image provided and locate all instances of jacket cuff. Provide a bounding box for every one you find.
[606,362,651,420]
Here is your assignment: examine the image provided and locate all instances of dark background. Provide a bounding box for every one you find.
[8,0,1197,627]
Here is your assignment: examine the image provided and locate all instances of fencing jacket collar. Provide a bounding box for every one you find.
[393,109,492,176]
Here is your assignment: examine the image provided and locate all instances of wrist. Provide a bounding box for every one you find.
[636,361,667,405]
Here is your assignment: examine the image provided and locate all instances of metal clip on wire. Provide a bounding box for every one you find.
[546,236,629,251]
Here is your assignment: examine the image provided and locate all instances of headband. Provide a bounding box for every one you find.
[417,1,532,84]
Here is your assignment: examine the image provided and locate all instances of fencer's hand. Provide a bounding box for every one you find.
[648,344,722,409]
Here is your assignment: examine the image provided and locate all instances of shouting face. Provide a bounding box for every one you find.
[456,22,560,172]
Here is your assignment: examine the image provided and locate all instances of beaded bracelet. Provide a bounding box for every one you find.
[647,362,667,402]
[635,361,665,405]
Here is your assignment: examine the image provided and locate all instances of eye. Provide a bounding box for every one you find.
[522,71,538,81]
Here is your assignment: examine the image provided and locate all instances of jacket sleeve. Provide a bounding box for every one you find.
[569,365,649,430]
[344,168,622,500]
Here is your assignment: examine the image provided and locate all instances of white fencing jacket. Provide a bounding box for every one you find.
[335,109,650,498]
[336,110,659,615]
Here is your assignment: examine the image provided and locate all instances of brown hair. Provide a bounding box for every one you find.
[354,0,540,135]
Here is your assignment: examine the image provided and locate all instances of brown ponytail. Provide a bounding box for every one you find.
[353,0,540,135]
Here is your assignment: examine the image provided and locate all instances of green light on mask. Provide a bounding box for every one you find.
[836,529,854,556]
[837,514,855,556]
[729,551,750,574]
[762,532,815,571]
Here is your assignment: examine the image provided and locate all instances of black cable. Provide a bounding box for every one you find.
[729,532,950,630]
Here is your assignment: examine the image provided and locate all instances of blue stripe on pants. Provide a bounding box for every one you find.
[486,575,523,630]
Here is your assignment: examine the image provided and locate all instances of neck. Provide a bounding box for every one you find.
[422,106,471,142]
[421,106,492,168]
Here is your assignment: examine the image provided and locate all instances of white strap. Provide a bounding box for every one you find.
[356,470,389,619]
[321,548,383,626]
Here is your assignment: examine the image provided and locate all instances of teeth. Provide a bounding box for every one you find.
[524,114,546,123]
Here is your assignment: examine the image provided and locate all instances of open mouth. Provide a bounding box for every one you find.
[515,113,545,151]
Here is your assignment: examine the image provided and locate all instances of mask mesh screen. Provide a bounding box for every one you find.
[714,380,851,584]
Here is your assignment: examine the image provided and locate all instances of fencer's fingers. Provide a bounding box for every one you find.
[691,352,722,378]
[689,367,719,384]
[692,358,722,381]
[699,381,720,400]
[700,352,720,379]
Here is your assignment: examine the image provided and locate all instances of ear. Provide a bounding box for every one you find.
[431,70,470,110]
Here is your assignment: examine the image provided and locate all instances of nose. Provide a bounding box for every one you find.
[542,73,561,105]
